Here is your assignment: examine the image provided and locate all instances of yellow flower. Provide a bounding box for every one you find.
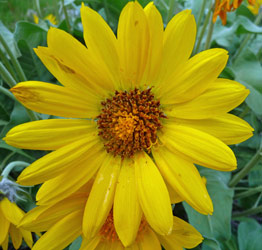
[4,1,253,245]
[0,197,33,250]
[248,0,262,14]
[33,13,57,25]
[44,14,58,25]
[213,0,255,24]
[19,187,202,250]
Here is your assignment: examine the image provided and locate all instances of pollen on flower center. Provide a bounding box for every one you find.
[97,88,166,158]
[99,210,148,243]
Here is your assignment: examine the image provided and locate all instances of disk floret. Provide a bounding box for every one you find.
[97,88,165,158]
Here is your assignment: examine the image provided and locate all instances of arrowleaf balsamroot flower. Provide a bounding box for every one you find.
[19,187,203,250]
[213,0,255,25]
[0,197,33,250]
[4,1,253,245]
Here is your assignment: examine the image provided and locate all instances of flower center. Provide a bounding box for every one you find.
[99,210,148,243]
[97,88,165,158]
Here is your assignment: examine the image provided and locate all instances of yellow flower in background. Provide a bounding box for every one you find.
[4,1,253,245]
[19,187,202,250]
[33,13,57,25]
[248,0,262,14]
[213,0,255,25]
[0,198,33,250]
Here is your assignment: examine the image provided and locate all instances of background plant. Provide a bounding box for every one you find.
[0,0,262,249]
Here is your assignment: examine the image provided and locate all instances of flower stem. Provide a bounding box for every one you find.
[1,161,29,179]
[0,48,18,82]
[193,3,212,54]
[196,0,207,36]
[0,62,16,87]
[229,143,262,188]
[232,205,262,218]
[232,11,262,63]
[62,0,71,33]
[35,0,42,18]
[204,13,214,50]
[166,0,177,23]
[0,32,27,82]
[234,186,262,199]
[0,85,16,101]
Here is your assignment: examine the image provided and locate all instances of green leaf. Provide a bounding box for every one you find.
[69,237,82,250]
[14,21,52,81]
[0,103,9,122]
[248,163,262,187]
[184,168,233,243]
[238,219,262,250]
[202,237,222,250]
[14,21,48,47]
[0,21,21,59]
[232,49,262,93]
[0,141,34,160]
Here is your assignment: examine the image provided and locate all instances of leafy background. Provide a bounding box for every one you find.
[0,0,262,249]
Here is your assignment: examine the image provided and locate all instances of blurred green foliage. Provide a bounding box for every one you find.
[0,0,262,250]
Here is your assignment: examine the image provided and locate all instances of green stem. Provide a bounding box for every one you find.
[62,0,71,33]
[196,0,207,37]
[234,186,262,199]
[229,145,262,187]
[239,105,250,118]
[253,192,262,208]
[35,0,42,18]
[232,205,262,218]
[0,33,27,82]
[166,0,177,23]
[193,3,212,54]
[204,13,214,50]
[26,109,39,121]
[0,48,18,82]
[0,152,15,172]
[0,85,16,101]
[232,11,262,63]
[0,62,16,87]
[1,161,29,179]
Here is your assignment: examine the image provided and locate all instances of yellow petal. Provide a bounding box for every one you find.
[159,49,229,104]
[81,4,120,89]
[134,152,173,235]
[11,81,100,118]
[114,159,142,247]
[0,208,10,244]
[31,210,82,250]
[82,155,121,238]
[138,227,161,250]
[96,241,124,250]
[156,10,196,87]
[142,2,163,85]
[158,216,203,249]
[166,79,249,119]
[117,1,149,89]
[36,148,102,204]
[20,228,33,248]
[4,119,97,150]
[36,146,104,205]
[17,136,100,186]
[9,224,22,249]
[165,181,184,204]
[1,234,9,250]
[34,46,105,98]
[79,236,101,250]
[161,124,237,171]
[0,198,24,226]
[170,114,253,145]
[47,27,115,93]
[152,146,213,215]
